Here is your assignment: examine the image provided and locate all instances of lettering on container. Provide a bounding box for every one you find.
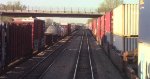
[140,0,144,9]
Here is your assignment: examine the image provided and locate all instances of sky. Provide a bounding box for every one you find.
[0,0,139,24]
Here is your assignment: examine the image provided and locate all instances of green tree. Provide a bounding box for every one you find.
[97,0,123,12]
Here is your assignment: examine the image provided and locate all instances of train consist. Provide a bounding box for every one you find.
[89,4,139,78]
[0,18,78,72]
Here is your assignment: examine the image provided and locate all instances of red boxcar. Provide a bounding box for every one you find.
[5,18,45,65]
[6,23,33,64]
[105,12,113,33]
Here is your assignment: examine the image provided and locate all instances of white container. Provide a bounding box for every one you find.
[138,43,150,79]
[113,4,139,36]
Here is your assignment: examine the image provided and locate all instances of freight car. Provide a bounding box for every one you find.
[0,17,45,71]
[89,4,139,78]
[45,22,60,46]
[0,17,79,74]
[138,0,150,79]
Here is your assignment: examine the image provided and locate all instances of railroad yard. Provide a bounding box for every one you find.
[0,0,150,79]
[0,28,124,79]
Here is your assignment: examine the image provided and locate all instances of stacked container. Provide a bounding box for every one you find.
[104,12,113,54]
[138,0,150,79]
[113,4,139,53]
[89,4,139,73]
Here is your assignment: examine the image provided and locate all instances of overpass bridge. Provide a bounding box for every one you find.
[0,9,104,18]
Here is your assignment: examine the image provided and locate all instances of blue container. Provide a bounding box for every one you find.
[113,34,138,52]
[139,0,150,44]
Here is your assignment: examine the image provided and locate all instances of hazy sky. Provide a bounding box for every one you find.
[0,0,139,24]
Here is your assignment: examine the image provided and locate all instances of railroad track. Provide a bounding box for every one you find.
[19,31,81,79]
[73,29,94,79]
[0,29,80,79]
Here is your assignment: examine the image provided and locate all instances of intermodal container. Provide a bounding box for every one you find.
[105,12,113,33]
[113,4,139,36]
[105,12,113,45]
[138,0,150,78]
[113,35,138,52]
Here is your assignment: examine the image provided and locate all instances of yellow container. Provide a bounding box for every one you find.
[113,4,139,36]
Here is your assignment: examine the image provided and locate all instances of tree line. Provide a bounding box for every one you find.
[87,0,123,24]
[0,1,26,10]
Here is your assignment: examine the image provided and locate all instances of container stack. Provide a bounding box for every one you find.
[104,12,113,54]
[88,4,139,74]
[112,4,139,53]
[110,4,139,72]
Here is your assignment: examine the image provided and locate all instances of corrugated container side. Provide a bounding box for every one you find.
[136,4,139,36]
[127,4,131,36]
[105,11,113,45]
[113,5,124,36]
[113,34,138,52]
[105,12,112,33]
[113,4,139,36]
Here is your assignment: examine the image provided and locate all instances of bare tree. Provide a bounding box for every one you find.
[45,19,53,28]
[0,1,27,22]
[97,0,123,13]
